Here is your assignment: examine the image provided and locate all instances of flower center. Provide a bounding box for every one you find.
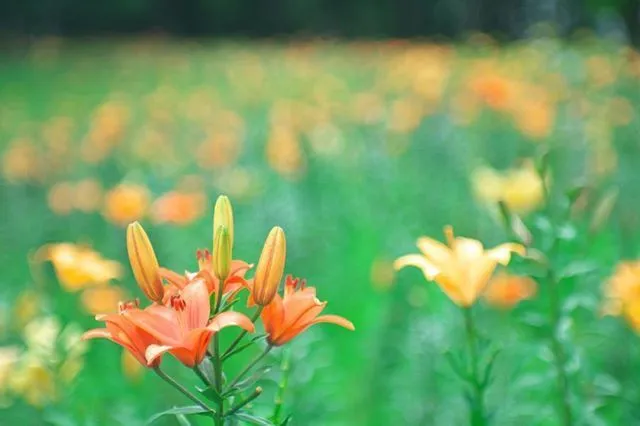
[196,249,212,271]
[118,299,140,313]
[170,294,186,311]
[285,275,307,291]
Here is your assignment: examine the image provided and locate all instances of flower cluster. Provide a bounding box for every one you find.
[82,195,353,423]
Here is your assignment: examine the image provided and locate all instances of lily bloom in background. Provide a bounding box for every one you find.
[483,272,537,309]
[35,243,122,292]
[602,261,640,331]
[82,300,162,367]
[125,278,254,367]
[262,275,354,346]
[394,226,525,307]
[471,160,546,216]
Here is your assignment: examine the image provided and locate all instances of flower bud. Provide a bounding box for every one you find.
[126,222,164,303]
[253,227,286,306]
[213,195,234,251]
[213,226,232,280]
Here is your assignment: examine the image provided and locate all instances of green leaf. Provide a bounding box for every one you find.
[146,406,211,425]
[176,414,192,426]
[278,415,292,426]
[232,412,274,425]
[223,335,267,361]
[590,188,618,233]
[443,350,468,381]
[225,365,272,395]
[198,357,217,386]
[480,349,500,389]
[197,385,223,403]
[557,260,599,280]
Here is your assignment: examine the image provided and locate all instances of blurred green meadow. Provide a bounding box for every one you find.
[1,37,640,425]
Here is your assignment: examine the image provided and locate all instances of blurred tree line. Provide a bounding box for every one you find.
[0,0,638,42]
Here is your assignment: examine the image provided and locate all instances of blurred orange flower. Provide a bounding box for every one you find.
[394,226,525,306]
[2,138,42,183]
[483,272,537,309]
[262,275,354,346]
[151,191,206,225]
[47,182,75,215]
[103,183,150,226]
[469,73,514,111]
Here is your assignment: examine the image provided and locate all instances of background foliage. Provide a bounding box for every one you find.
[0,33,640,425]
[1,0,640,42]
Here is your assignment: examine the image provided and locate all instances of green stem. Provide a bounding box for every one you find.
[227,346,273,390]
[212,281,225,426]
[153,367,214,415]
[222,307,263,360]
[272,347,292,424]
[547,270,573,426]
[463,307,486,426]
[226,387,263,417]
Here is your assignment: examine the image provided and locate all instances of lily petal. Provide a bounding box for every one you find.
[416,237,452,266]
[207,311,255,334]
[311,314,355,330]
[486,243,526,265]
[394,254,440,279]
[145,344,173,366]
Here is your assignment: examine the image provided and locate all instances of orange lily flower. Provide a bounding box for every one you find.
[82,300,161,367]
[483,272,537,309]
[159,250,252,302]
[394,226,525,307]
[261,275,354,346]
[124,278,255,367]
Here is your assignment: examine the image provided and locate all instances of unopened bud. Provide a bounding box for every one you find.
[213,195,234,251]
[126,222,164,303]
[213,226,232,280]
[253,227,286,306]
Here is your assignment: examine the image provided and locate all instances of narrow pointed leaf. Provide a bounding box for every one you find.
[232,412,274,425]
[146,406,211,425]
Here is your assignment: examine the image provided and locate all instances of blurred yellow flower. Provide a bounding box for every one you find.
[483,272,537,309]
[13,290,41,330]
[0,346,20,405]
[73,179,104,213]
[103,183,150,226]
[47,181,75,215]
[36,243,122,292]
[10,358,57,407]
[80,286,127,315]
[58,357,84,384]
[394,226,524,306]
[2,138,42,183]
[602,261,640,330]
[122,349,144,382]
[23,316,60,360]
[371,258,395,291]
[266,124,305,179]
[472,161,545,215]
